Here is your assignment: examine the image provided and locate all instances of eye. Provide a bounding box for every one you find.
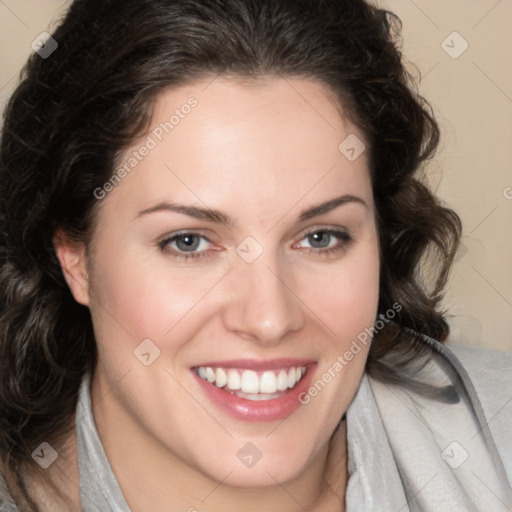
[294,229,352,255]
[158,228,352,262]
[159,232,213,260]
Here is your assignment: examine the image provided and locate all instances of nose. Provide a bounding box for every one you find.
[221,254,305,347]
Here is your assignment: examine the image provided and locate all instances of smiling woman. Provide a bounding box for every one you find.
[0,1,511,511]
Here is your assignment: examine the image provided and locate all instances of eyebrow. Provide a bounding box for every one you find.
[136,194,367,225]
[137,202,230,224]
[298,194,367,222]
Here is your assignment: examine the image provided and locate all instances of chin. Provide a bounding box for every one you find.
[189,436,317,489]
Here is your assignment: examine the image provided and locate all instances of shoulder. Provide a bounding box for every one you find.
[442,340,512,408]
[444,342,512,420]
[0,481,19,512]
[444,341,512,380]
[0,462,19,512]
[366,340,512,507]
[442,342,512,479]
[446,343,512,434]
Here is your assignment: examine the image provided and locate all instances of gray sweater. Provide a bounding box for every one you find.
[1,337,511,511]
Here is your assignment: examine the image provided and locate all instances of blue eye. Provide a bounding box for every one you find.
[159,232,213,260]
[158,228,352,262]
[297,229,352,253]
[304,231,336,249]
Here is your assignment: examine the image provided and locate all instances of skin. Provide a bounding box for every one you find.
[56,77,380,512]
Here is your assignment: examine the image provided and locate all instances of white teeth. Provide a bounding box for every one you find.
[287,367,297,389]
[196,365,307,395]
[205,367,216,383]
[215,368,227,388]
[277,370,289,391]
[227,369,241,390]
[240,370,259,393]
[235,392,282,401]
[260,371,278,394]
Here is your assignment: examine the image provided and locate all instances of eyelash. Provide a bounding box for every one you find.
[158,229,353,262]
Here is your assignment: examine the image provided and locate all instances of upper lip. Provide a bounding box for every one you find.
[192,358,316,371]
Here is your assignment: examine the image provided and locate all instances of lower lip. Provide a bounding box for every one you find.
[192,365,317,422]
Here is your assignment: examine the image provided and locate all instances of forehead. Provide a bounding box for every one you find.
[105,76,372,220]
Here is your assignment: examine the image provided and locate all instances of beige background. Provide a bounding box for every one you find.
[1,0,511,352]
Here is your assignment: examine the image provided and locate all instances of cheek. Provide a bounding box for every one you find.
[87,242,230,354]
[296,240,380,340]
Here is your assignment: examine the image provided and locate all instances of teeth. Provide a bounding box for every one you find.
[196,365,307,395]
[227,369,241,390]
[205,367,216,383]
[240,370,259,393]
[260,371,277,394]
[287,367,297,389]
[215,368,227,388]
[277,370,289,391]
[235,392,283,401]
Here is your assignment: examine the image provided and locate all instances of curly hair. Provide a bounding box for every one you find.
[0,0,461,508]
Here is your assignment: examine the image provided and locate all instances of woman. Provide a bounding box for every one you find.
[0,0,510,510]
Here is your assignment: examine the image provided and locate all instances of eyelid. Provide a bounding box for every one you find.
[157,229,213,244]
[158,225,349,245]
[293,224,351,242]
[158,225,352,261]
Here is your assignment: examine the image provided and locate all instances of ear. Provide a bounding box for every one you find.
[53,229,90,306]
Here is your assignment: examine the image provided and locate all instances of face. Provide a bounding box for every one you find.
[60,77,380,490]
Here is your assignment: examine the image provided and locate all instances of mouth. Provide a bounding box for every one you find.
[194,365,307,401]
[191,359,316,422]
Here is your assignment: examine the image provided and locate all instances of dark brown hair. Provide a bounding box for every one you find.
[0,0,461,508]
